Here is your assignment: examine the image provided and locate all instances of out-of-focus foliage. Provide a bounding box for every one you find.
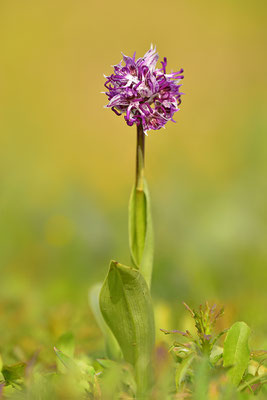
[0,304,266,399]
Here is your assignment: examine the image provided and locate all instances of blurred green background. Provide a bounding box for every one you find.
[0,0,266,364]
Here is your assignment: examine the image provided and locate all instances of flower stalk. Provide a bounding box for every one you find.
[134,124,146,268]
[136,123,145,191]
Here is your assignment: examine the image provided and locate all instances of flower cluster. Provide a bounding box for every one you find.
[104,46,184,133]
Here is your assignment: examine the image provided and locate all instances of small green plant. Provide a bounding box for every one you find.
[161,302,267,399]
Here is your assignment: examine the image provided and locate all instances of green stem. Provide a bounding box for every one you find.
[136,123,145,190]
[134,124,146,265]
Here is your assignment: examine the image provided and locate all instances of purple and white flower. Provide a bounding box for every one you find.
[104,45,184,133]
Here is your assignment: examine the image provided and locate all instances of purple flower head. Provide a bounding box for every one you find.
[104,45,184,134]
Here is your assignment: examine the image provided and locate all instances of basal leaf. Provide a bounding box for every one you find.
[129,178,154,287]
[99,260,155,395]
[89,283,122,360]
[223,321,251,385]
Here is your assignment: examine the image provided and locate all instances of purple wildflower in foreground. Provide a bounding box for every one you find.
[104,46,184,133]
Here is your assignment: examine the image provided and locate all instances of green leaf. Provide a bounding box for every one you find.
[223,321,251,385]
[54,349,98,396]
[250,350,267,358]
[89,283,122,360]
[97,358,118,369]
[210,345,223,365]
[54,347,78,372]
[56,332,75,356]
[55,332,75,373]
[175,353,195,388]
[2,362,25,386]
[129,178,154,287]
[238,375,267,392]
[99,260,155,396]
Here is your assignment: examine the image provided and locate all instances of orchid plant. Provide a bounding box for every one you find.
[89,46,184,398]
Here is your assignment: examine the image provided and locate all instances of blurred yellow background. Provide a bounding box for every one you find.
[0,0,266,360]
